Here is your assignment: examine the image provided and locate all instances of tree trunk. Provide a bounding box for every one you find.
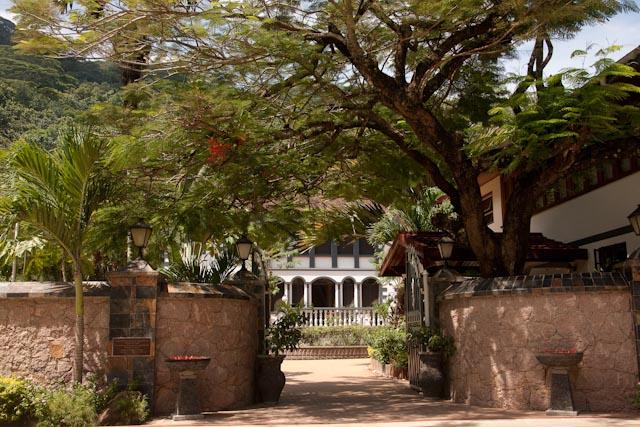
[72,262,85,383]
[10,223,18,282]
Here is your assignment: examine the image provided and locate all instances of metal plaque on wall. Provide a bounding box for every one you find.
[112,338,151,356]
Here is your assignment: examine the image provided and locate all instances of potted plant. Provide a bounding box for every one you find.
[256,303,304,404]
[411,326,455,399]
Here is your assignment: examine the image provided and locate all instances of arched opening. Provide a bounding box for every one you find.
[342,278,355,307]
[362,278,380,307]
[311,277,335,307]
[291,277,305,306]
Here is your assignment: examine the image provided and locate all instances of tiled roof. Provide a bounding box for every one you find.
[439,272,629,300]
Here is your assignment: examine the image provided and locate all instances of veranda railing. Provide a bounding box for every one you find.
[297,307,386,327]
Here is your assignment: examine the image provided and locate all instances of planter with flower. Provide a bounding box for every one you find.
[410,326,455,399]
[256,303,304,404]
[166,355,211,420]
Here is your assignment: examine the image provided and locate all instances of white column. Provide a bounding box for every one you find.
[354,282,361,308]
[303,282,310,307]
[334,282,341,308]
[283,282,290,304]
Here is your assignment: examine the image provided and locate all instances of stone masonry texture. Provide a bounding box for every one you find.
[0,296,109,384]
[154,297,257,415]
[440,290,638,412]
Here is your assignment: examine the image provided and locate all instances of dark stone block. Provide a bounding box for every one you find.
[549,371,575,412]
[110,298,131,314]
[110,314,131,329]
[633,283,640,296]
[107,369,129,386]
[136,286,157,299]
[109,328,130,339]
[7,292,29,298]
[110,286,131,299]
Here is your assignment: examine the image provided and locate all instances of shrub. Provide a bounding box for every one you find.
[409,326,455,358]
[632,383,640,409]
[366,326,408,368]
[301,326,382,346]
[0,376,45,423]
[37,385,97,427]
[266,303,305,356]
[97,391,149,425]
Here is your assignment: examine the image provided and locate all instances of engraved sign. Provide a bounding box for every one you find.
[112,338,151,356]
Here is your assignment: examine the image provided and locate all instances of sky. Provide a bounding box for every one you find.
[0,0,638,75]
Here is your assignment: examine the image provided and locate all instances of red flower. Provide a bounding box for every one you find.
[167,355,209,361]
[207,137,231,163]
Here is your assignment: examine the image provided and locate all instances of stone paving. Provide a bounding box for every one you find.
[147,359,640,427]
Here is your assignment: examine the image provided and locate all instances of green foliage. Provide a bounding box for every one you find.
[159,241,238,284]
[410,326,456,358]
[0,376,46,423]
[632,383,640,409]
[301,325,382,346]
[37,385,97,427]
[0,45,118,149]
[265,303,305,356]
[366,326,408,368]
[104,391,149,425]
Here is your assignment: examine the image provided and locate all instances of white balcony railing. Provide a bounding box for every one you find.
[296,307,386,327]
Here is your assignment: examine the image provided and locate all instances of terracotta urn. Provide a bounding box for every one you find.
[166,356,211,420]
[256,354,286,404]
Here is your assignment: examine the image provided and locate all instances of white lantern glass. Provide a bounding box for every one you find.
[236,236,253,261]
[130,220,152,249]
[438,236,455,260]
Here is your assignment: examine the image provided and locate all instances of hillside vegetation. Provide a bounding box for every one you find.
[0,19,121,148]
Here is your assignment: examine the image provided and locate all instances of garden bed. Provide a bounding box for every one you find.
[368,358,408,380]
[283,346,368,360]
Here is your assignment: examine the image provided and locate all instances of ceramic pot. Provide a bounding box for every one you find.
[256,354,286,404]
[418,351,445,399]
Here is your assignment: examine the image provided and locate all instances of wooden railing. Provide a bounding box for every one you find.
[297,307,386,327]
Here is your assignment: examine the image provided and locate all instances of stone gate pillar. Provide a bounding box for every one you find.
[106,262,159,402]
[224,270,267,355]
[626,251,640,378]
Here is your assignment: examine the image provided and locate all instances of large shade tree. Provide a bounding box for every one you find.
[3,129,114,382]
[11,0,640,275]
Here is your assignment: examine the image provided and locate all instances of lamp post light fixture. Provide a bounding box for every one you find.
[437,236,455,265]
[235,235,254,272]
[129,218,153,260]
[628,205,640,237]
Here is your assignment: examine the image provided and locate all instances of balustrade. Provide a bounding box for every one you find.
[293,307,386,327]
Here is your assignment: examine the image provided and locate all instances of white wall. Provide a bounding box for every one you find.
[481,176,503,233]
[530,172,640,271]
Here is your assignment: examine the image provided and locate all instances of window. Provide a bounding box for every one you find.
[594,242,627,272]
[482,193,494,225]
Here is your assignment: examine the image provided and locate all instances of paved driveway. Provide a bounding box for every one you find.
[148,359,639,426]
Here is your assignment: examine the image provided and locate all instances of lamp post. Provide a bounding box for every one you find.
[235,235,253,272]
[628,205,640,258]
[437,236,455,267]
[129,219,152,261]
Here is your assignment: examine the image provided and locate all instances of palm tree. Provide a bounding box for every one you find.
[9,128,113,383]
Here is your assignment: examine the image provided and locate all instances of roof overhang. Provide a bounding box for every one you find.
[378,232,588,277]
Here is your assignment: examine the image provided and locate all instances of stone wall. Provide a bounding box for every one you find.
[154,295,257,415]
[440,276,638,412]
[0,280,259,417]
[0,289,109,384]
